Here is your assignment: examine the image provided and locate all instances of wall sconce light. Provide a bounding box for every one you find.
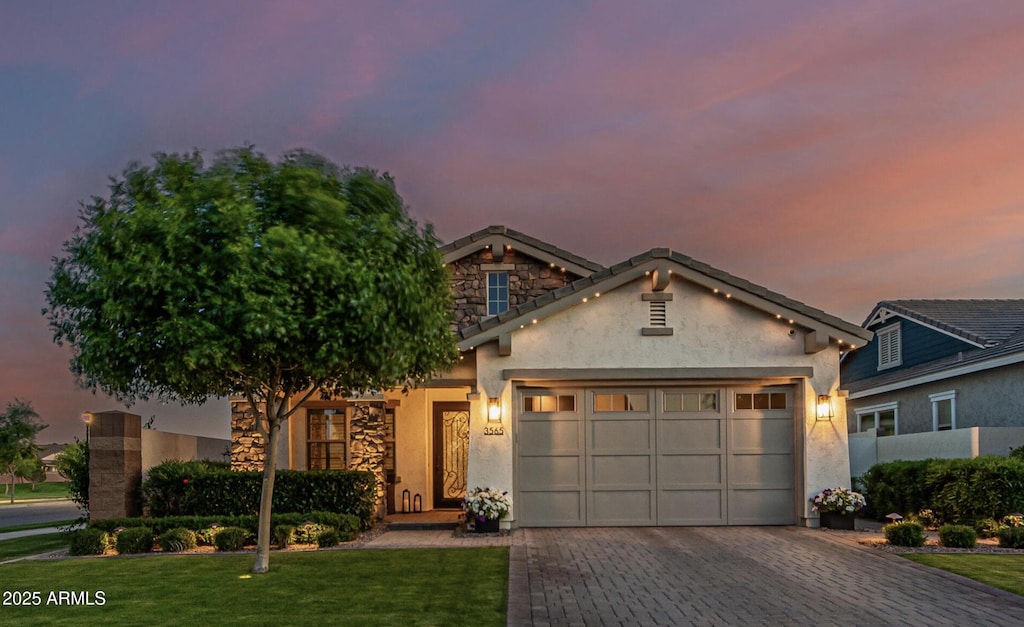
[487,398,502,423]
[816,395,834,421]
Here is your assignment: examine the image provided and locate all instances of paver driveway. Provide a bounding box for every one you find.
[509,526,1024,626]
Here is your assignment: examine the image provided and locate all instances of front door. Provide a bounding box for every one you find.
[433,402,470,509]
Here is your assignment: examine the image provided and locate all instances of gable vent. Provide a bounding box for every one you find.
[649,300,667,327]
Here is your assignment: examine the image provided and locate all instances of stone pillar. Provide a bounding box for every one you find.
[230,398,266,471]
[88,411,142,522]
[348,403,387,518]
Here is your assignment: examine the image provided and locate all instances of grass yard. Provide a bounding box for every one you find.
[0,520,77,534]
[0,533,70,562]
[0,482,70,503]
[904,554,1024,596]
[0,546,509,626]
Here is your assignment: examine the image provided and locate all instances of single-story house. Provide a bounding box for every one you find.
[842,300,1024,476]
[231,226,872,527]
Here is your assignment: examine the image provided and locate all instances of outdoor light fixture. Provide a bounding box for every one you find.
[816,395,834,421]
[487,398,502,423]
[886,513,904,523]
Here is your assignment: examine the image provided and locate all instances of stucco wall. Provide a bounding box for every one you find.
[140,429,229,473]
[849,427,1024,478]
[470,275,850,526]
[847,361,1024,434]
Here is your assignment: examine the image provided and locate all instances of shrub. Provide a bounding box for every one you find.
[69,528,108,556]
[273,525,295,548]
[912,509,939,529]
[884,521,925,547]
[858,460,933,520]
[116,527,154,554]
[317,528,340,548]
[938,524,977,548]
[975,518,1002,538]
[998,526,1024,549]
[140,461,376,528]
[160,527,197,552]
[213,526,249,552]
[54,441,89,512]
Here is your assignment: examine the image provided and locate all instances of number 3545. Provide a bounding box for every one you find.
[3,591,42,605]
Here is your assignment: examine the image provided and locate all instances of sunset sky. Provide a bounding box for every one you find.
[3,1,1023,443]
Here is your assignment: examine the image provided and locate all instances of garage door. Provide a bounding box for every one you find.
[516,385,795,526]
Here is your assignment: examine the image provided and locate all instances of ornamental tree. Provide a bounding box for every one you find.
[45,147,458,572]
[0,400,46,503]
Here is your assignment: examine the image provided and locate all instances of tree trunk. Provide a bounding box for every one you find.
[251,418,280,574]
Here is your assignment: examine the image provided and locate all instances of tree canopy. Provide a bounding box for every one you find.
[45,147,458,570]
[0,400,46,503]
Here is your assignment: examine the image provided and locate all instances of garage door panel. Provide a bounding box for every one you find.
[731,454,794,488]
[660,419,722,450]
[731,419,793,451]
[658,490,725,525]
[520,456,583,490]
[590,418,652,451]
[659,454,723,485]
[590,490,654,525]
[519,420,581,454]
[519,491,584,526]
[729,489,793,524]
[590,454,653,486]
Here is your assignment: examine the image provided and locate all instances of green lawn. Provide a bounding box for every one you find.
[0,533,70,562]
[0,547,508,626]
[0,482,70,503]
[904,554,1024,596]
[0,520,77,534]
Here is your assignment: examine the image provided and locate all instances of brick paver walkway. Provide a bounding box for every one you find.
[514,526,1024,626]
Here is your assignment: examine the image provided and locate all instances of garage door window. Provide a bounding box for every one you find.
[523,394,576,412]
[664,392,718,412]
[594,393,648,412]
[735,392,787,410]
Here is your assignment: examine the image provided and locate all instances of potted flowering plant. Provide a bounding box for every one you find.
[462,487,511,533]
[811,487,866,530]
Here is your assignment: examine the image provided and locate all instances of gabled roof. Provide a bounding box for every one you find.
[458,248,871,352]
[864,300,1024,347]
[440,225,604,277]
[847,300,1024,397]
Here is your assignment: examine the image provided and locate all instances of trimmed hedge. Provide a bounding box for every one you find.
[140,461,375,529]
[69,528,108,556]
[116,527,154,554]
[859,456,1024,527]
[160,528,197,552]
[938,524,977,548]
[214,527,250,552]
[885,521,925,547]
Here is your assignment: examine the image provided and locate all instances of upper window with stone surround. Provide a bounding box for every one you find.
[448,248,581,329]
[487,272,509,315]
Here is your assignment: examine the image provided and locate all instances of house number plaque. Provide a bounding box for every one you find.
[483,426,505,436]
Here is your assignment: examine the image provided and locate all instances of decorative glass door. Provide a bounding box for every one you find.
[433,402,469,508]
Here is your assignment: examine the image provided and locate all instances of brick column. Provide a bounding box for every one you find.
[88,411,142,521]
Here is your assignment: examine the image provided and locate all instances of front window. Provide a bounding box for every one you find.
[930,390,957,431]
[308,409,346,469]
[487,272,509,316]
[856,403,898,436]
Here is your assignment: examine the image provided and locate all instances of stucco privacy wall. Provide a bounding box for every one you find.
[849,427,1024,478]
[140,430,230,475]
[470,274,850,525]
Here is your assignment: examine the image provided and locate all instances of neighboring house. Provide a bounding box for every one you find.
[842,300,1024,477]
[231,226,871,527]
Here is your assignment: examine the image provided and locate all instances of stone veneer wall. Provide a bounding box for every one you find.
[230,399,266,472]
[449,248,579,329]
[348,403,387,517]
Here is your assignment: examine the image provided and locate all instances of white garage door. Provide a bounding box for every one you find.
[516,385,795,526]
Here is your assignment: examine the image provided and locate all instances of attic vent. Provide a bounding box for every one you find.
[649,300,667,327]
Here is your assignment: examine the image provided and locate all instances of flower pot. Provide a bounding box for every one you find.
[819,511,856,530]
[474,518,500,533]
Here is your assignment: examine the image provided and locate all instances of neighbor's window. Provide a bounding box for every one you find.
[856,403,898,436]
[930,390,957,431]
[308,409,347,470]
[663,392,718,412]
[487,272,509,315]
[523,395,576,413]
[735,392,787,410]
[877,322,902,370]
[594,393,649,412]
